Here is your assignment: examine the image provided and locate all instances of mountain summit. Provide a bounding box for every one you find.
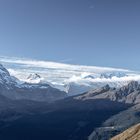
[0,64,66,102]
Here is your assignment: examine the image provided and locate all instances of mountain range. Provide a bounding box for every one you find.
[1,56,140,95]
[0,58,140,140]
[0,64,66,102]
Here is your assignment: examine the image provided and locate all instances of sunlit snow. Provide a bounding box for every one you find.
[0,56,140,94]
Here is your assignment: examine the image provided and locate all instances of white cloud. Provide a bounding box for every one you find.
[0,56,140,88]
[0,56,131,72]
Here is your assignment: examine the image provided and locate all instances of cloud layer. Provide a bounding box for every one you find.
[0,56,140,89]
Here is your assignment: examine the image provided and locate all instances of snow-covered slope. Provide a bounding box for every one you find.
[0,63,66,102]
[26,73,44,83]
[0,64,17,85]
[1,56,140,95]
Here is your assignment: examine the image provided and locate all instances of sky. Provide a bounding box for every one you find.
[0,0,140,70]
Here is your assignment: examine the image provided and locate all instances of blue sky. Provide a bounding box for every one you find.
[0,0,140,70]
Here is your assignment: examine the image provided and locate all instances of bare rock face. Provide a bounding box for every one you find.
[75,81,140,104]
[111,123,140,140]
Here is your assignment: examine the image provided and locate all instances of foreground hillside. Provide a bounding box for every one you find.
[111,123,140,140]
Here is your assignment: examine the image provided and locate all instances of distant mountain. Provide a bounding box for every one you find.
[75,81,140,104]
[0,64,66,102]
[27,73,41,81]
[1,56,140,95]
[100,72,127,79]
[0,64,17,85]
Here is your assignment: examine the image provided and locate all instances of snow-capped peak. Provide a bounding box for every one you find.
[26,73,44,83]
[0,64,10,76]
[0,64,15,84]
[100,72,127,79]
[1,56,140,95]
[27,73,41,80]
